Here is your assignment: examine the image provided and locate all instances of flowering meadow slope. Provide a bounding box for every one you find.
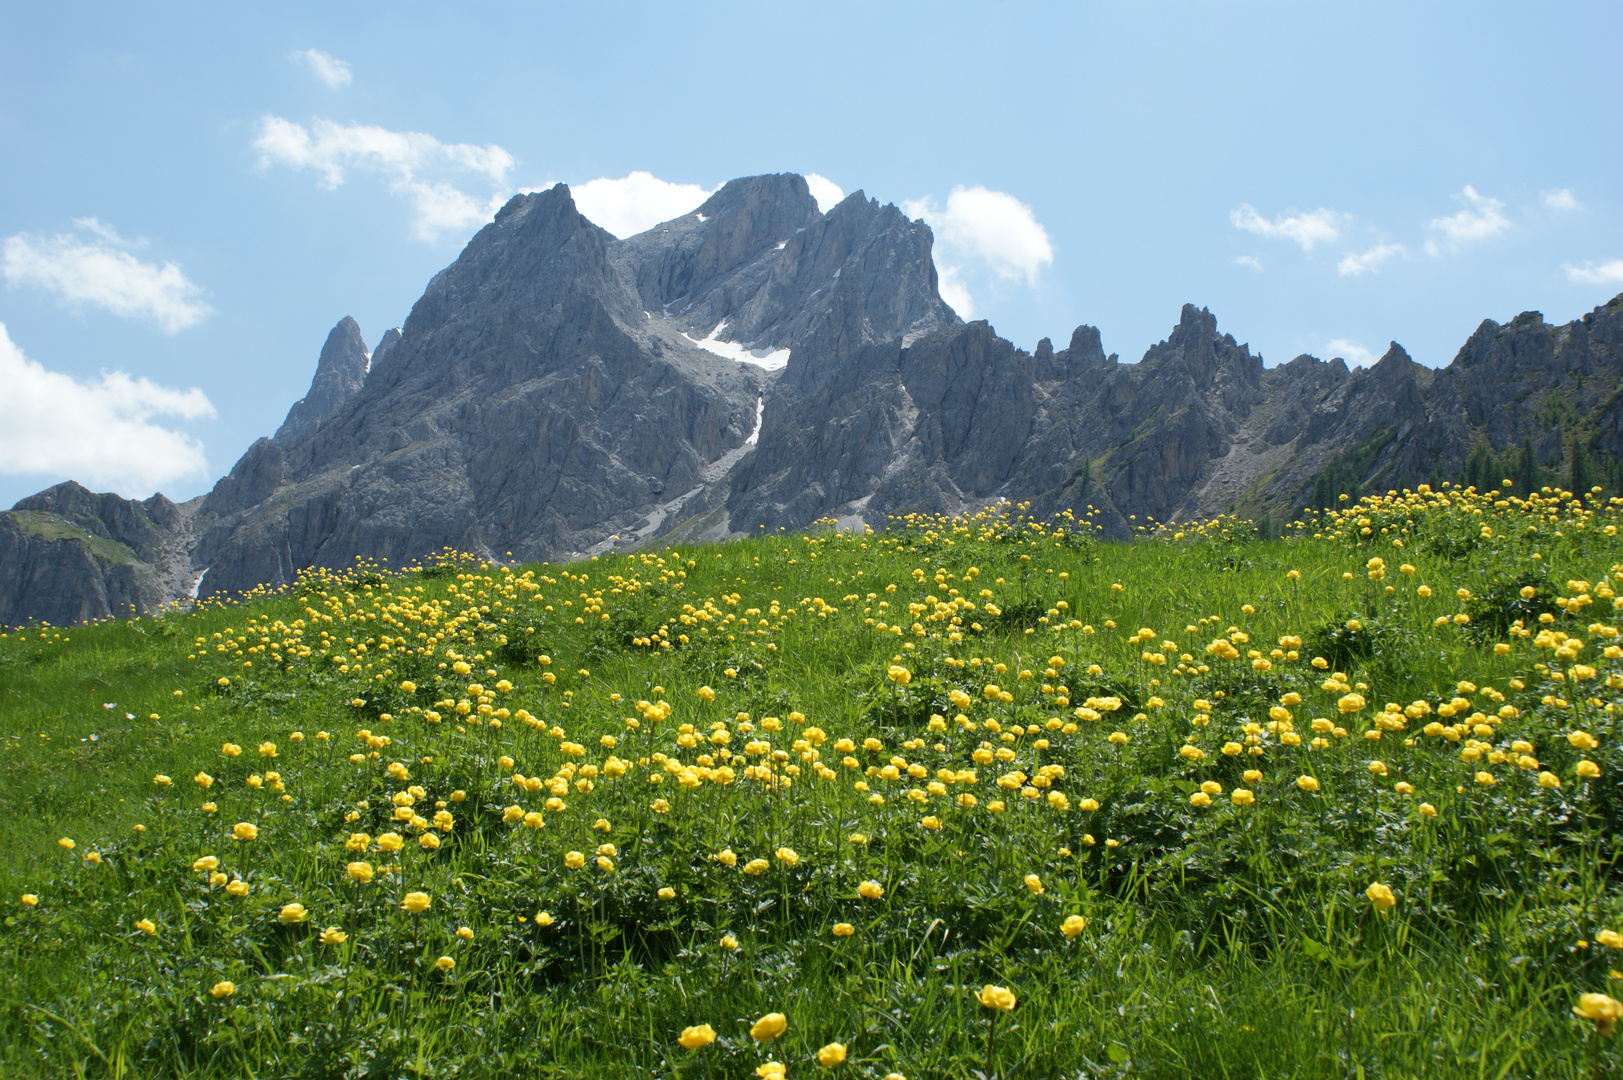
[4,488,1623,1077]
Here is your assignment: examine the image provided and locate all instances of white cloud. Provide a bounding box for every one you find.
[3,223,212,333]
[254,116,515,241]
[1543,188,1581,211]
[1337,242,1406,277]
[1326,338,1377,368]
[1565,260,1623,286]
[804,173,844,214]
[1229,203,1348,252]
[904,186,1054,286]
[1428,185,1511,248]
[0,323,215,495]
[567,172,715,238]
[1233,255,1263,272]
[294,48,352,89]
[934,263,975,319]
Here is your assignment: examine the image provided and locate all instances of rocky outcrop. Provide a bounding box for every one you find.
[0,483,199,626]
[273,316,370,444]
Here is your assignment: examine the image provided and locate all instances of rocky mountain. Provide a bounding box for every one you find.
[3,170,1621,626]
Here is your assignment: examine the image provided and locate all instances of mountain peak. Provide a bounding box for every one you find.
[273,317,370,444]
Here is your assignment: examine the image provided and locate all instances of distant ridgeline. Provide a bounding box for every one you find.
[2,170,1620,626]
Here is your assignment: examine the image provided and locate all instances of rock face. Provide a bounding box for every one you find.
[189,174,959,600]
[2,168,1620,626]
[0,483,198,626]
[273,316,371,443]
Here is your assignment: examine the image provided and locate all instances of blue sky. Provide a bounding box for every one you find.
[1,2,1619,507]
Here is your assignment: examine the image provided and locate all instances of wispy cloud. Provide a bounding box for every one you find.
[1233,255,1263,272]
[1326,338,1377,368]
[1426,186,1511,254]
[293,48,352,89]
[2,221,212,333]
[1542,188,1581,211]
[0,323,215,495]
[1565,260,1623,286]
[1229,203,1348,252]
[567,172,715,238]
[1337,242,1406,277]
[253,116,514,242]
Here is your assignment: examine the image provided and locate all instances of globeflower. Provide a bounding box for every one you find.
[817,1042,847,1067]
[401,891,431,914]
[209,981,236,999]
[775,846,800,867]
[232,822,258,841]
[564,851,586,869]
[858,880,885,900]
[278,902,307,924]
[1365,882,1397,911]
[677,1024,716,1049]
[1574,993,1623,1036]
[435,956,455,972]
[346,861,375,884]
[136,918,156,935]
[319,926,347,945]
[833,922,855,937]
[1296,775,1320,792]
[751,1012,788,1042]
[1061,914,1088,939]
[976,985,1017,1010]
[1023,873,1043,896]
[192,855,219,872]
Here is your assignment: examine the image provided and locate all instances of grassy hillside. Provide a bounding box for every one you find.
[4,489,1623,1078]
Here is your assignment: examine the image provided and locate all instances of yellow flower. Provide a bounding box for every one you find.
[435,956,455,972]
[887,664,912,684]
[346,861,375,884]
[1569,731,1599,750]
[1365,882,1396,911]
[456,926,474,940]
[758,1064,786,1080]
[1296,775,1320,792]
[744,858,771,875]
[720,933,740,951]
[320,926,347,945]
[1578,760,1602,778]
[278,902,307,924]
[1539,771,1562,789]
[232,822,258,841]
[21,894,39,907]
[697,686,717,702]
[136,918,156,935]
[716,848,738,867]
[657,887,676,900]
[226,880,250,898]
[1574,993,1623,1036]
[976,984,1017,1010]
[1599,930,1623,949]
[775,846,800,867]
[857,880,885,900]
[1231,788,1255,806]
[1023,873,1043,896]
[258,742,277,758]
[833,922,855,937]
[595,855,615,873]
[153,774,173,786]
[750,1012,788,1042]
[817,1042,847,1067]
[209,981,236,999]
[677,1023,717,1049]
[1337,693,1366,714]
[1061,914,1088,940]
[58,837,76,851]
[375,832,404,852]
[564,851,586,869]
[534,911,554,927]
[1190,792,1212,807]
[401,891,431,914]
[419,833,441,851]
[192,855,218,872]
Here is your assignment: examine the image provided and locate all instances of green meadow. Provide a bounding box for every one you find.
[3,488,1623,1079]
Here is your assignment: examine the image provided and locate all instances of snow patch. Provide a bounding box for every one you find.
[745,396,764,446]
[682,321,790,371]
[774,240,787,250]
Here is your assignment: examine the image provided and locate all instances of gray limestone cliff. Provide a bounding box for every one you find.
[3,168,1620,626]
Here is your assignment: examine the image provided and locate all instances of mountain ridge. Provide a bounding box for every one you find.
[4,171,1621,626]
